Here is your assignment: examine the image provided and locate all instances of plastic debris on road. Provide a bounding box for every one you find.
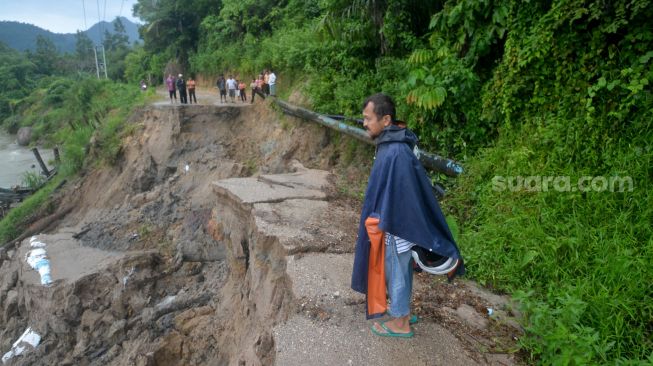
[1,327,41,364]
[25,237,52,286]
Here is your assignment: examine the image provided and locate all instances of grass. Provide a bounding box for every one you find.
[21,171,47,190]
[0,176,60,244]
[447,120,653,364]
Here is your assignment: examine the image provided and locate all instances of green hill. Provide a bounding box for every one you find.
[0,17,140,53]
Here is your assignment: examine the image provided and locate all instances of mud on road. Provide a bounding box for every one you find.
[0,100,523,365]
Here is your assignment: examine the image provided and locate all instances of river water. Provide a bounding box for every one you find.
[0,130,54,188]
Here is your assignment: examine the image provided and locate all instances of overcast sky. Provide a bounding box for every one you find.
[1,0,140,34]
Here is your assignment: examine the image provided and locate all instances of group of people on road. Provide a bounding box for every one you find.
[216,70,276,104]
[165,74,197,104]
[162,69,277,105]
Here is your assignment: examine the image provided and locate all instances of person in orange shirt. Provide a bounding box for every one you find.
[238,80,247,102]
[187,77,197,104]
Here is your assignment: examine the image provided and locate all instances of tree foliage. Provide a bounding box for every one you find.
[133,0,221,67]
[0,43,36,128]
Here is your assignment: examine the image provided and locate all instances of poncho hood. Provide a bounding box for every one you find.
[374,124,418,150]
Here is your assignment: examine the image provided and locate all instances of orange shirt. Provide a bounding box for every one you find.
[187,80,196,89]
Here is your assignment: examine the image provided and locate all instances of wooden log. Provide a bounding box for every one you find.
[53,147,61,164]
[31,148,50,176]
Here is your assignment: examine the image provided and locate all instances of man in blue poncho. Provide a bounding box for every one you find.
[351,93,465,338]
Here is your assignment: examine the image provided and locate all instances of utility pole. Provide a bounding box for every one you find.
[101,45,108,79]
[93,46,100,79]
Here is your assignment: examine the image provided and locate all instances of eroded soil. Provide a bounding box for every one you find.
[0,94,522,365]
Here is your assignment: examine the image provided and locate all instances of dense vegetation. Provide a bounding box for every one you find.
[1,0,651,363]
[0,22,149,243]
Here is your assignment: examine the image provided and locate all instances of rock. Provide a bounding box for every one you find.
[3,290,18,322]
[135,352,156,366]
[17,127,32,146]
[177,210,226,262]
[63,294,82,323]
[153,331,184,364]
[455,304,489,330]
[174,306,213,335]
[0,269,18,293]
[177,236,225,262]
[80,310,103,332]
[108,319,127,343]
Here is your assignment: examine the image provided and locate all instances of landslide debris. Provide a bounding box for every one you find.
[0,101,522,365]
[0,103,366,365]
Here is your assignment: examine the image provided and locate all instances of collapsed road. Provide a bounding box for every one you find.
[0,96,522,365]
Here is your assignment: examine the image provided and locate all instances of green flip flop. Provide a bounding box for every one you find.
[371,321,414,338]
[409,315,420,325]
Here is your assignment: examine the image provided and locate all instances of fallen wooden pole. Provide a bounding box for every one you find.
[31,148,50,176]
[275,99,464,177]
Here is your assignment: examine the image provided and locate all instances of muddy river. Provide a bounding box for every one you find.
[0,130,53,188]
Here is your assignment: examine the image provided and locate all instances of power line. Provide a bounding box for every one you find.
[81,0,88,30]
[96,0,103,39]
[119,0,126,18]
[103,0,108,23]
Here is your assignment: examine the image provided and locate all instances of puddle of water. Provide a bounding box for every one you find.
[0,131,54,188]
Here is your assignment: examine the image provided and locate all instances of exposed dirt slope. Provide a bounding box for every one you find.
[0,98,522,365]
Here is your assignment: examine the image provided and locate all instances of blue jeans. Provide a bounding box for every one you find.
[385,235,413,318]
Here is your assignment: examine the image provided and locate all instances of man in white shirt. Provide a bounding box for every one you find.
[226,76,238,103]
[268,70,277,97]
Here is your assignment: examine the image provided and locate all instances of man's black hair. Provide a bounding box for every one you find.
[363,93,396,123]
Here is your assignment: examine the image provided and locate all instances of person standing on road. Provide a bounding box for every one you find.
[187,77,197,104]
[226,75,237,103]
[351,93,464,338]
[216,75,227,103]
[250,76,265,103]
[176,74,188,104]
[166,74,177,103]
[268,70,277,97]
[238,80,247,102]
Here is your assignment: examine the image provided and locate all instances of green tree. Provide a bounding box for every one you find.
[75,31,96,74]
[103,18,130,52]
[0,42,36,126]
[101,18,132,80]
[134,0,221,67]
[31,35,59,75]
[123,46,150,83]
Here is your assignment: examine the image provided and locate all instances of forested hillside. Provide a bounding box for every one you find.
[0,17,140,53]
[1,0,651,363]
[0,16,143,128]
